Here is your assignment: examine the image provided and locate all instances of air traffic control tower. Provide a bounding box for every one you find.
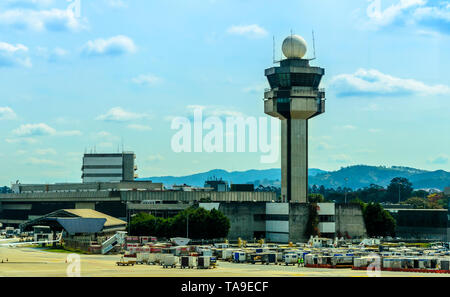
[264,34,325,203]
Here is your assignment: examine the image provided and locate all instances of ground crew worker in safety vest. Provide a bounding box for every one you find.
[298,256,304,267]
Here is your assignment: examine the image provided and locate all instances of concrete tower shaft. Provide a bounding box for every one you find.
[264,43,326,203]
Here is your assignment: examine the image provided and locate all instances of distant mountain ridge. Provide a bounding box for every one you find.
[138,165,450,190]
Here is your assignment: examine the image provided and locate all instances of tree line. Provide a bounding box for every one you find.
[309,177,449,209]
[129,207,230,240]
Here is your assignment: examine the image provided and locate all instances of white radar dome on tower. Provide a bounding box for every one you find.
[282,34,307,59]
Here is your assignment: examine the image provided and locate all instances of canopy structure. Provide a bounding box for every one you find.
[20,209,126,234]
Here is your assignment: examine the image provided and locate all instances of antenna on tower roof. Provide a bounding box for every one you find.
[273,35,275,64]
[309,30,317,61]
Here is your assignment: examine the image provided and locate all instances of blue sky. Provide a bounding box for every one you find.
[0,0,449,185]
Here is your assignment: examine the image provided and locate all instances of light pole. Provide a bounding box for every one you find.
[186,213,189,239]
[398,183,401,204]
[344,178,349,204]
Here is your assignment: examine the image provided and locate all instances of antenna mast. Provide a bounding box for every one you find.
[311,30,317,61]
[273,36,275,64]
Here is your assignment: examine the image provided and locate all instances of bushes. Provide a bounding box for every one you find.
[305,203,321,238]
[129,207,230,240]
[361,202,396,237]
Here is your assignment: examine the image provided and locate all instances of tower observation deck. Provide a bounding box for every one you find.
[264,34,325,203]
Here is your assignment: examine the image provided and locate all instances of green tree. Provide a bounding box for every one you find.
[129,207,231,240]
[386,177,413,203]
[305,203,320,238]
[308,193,325,203]
[207,208,231,239]
[402,197,428,209]
[362,202,396,237]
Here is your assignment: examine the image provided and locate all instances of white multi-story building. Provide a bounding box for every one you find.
[82,152,137,183]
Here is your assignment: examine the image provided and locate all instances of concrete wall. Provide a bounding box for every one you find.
[393,209,448,240]
[288,203,309,243]
[335,204,367,239]
[122,153,135,181]
[396,227,447,241]
[75,202,95,210]
[219,202,266,241]
[121,191,276,203]
[266,203,289,243]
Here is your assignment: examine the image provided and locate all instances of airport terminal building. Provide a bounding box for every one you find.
[0,151,367,243]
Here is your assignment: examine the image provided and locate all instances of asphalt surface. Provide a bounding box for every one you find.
[0,245,449,277]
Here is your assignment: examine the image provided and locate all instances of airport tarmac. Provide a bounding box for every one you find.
[0,246,449,277]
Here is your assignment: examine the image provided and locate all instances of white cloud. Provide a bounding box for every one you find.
[366,0,425,27]
[6,0,54,8]
[96,107,150,122]
[0,107,17,120]
[330,154,352,163]
[5,137,37,144]
[413,4,450,22]
[13,123,56,137]
[35,148,56,155]
[128,124,152,131]
[105,0,128,8]
[132,74,163,86]
[98,142,113,148]
[315,141,335,151]
[334,125,357,131]
[11,123,81,138]
[82,35,136,57]
[369,128,382,133]
[186,105,247,118]
[364,0,450,33]
[26,157,61,166]
[147,154,165,162]
[0,8,87,32]
[56,130,82,136]
[227,24,268,38]
[97,131,112,138]
[94,131,121,142]
[331,68,450,97]
[0,42,31,67]
[36,46,68,62]
[428,154,449,165]
[243,83,267,94]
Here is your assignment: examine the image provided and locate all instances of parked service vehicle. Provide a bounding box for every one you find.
[116,256,136,266]
[262,253,277,265]
[247,253,263,264]
[181,256,196,269]
[283,253,299,266]
[162,255,178,268]
[233,251,246,263]
[5,227,14,238]
[136,252,150,264]
[198,256,212,269]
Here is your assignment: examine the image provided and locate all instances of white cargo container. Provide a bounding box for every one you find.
[162,255,178,268]
[284,253,298,266]
[155,253,164,264]
[353,258,367,268]
[198,256,211,269]
[233,252,246,263]
[181,256,196,269]
[136,252,149,264]
[383,258,392,268]
[222,249,234,260]
[305,254,317,265]
[148,253,157,265]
